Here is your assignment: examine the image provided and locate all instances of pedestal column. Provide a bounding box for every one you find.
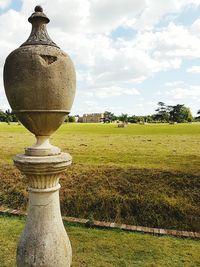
[14,153,72,267]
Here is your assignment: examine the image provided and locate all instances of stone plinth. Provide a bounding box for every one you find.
[14,153,72,267]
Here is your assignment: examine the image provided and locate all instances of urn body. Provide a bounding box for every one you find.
[4,44,76,136]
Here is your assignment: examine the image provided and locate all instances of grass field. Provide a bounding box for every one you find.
[0,215,200,267]
[1,122,200,172]
[0,122,200,231]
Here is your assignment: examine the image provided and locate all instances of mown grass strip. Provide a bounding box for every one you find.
[0,214,200,267]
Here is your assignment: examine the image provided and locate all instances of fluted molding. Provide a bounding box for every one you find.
[14,153,71,190]
[28,174,60,189]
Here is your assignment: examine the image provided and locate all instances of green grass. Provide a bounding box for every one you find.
[0,122,200,231]
[0,122,200,173]
[0,215,200,267]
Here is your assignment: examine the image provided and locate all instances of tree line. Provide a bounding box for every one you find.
[104,102,194,123]
[0,109,77,124]
[0,102,198,124]
[0,109,17,123]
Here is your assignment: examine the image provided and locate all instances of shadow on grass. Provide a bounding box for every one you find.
[0,164,199,231]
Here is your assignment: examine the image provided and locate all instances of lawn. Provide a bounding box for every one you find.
[0,122,200,231]
[0,122,200,172]
[0,215,200,267]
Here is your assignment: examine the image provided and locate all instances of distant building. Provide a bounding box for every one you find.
[78,116,83,123]
[82,113,104,123]
[74,116,79,123]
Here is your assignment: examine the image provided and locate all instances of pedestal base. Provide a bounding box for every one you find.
[25,136,61,156]
[14,153,72,267]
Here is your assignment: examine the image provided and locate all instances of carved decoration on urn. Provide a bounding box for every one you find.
[21,6,59,47]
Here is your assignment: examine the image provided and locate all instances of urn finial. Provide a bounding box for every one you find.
[21,5,58,47]
[28,5,49,24]
[35,5,43,12]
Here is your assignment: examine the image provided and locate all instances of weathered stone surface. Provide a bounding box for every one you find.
[4,45,75,113]
[14,153,72,189]
[17,188,72,267]
[15,153,72,267]
[4,44,76,136]
[25,136,61,156]
[3,6,76,266]
[3,6,76,156]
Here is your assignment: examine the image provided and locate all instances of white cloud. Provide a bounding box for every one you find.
[83,86,140,98]
[135,22,200,61]
[21,0,91,34]
[133,0,175,30]
[186,66,200,73]
[0,9,28,70]
[167,86,200,99]
[1,0,200,114]
[89,0,145,32]
[73,99,117,115]
[0,0,11,9]
[82,21,200,91]
[19,0,200,33]
[86,20,200,91]
[165,81,184,86]
[126,0,200,30]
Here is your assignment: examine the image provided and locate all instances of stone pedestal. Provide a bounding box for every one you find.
[14,153,72,267]
[3,5,76,266]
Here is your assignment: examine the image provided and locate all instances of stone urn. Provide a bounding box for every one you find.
[3,5,76,156]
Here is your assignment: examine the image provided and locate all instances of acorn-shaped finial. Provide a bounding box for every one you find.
[35,5,43,12]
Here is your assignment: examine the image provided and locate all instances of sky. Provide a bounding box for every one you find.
[0,0,200,116]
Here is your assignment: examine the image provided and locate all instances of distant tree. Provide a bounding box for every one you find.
[145,115,154,123]
[5,109,12,124]
[195,110,200,121]
[138,116,145,123]
[128,115,138,123]
[104,111,117,123]
[169,104,193,123]
[65,116,69,123]
[68,115,76,122]
[119,113,128,123]
[0,111,6,122]
[155,102,170,122]
[128,115,153,123]
[12,113,18,122]
[0,109,21,123]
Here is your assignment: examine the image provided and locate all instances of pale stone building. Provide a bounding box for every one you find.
[82,113,104,123]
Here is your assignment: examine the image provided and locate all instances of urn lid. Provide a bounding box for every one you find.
[21,6,59,48]
[28,5,49,24]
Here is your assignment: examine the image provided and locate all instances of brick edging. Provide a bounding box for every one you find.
[0,207,199,239]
